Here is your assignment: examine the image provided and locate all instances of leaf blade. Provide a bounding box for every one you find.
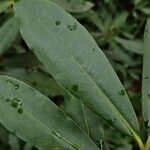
[0,75,99,150]
[50,0,94,13]
[14,0,139,136]
[142,18,150,125]
[0,17,18,55]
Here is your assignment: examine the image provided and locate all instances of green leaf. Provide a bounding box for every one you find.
[61,95,104,145]
[2,67,104,145]
[0,17,18,55]
[14,0,139,137]
[142,18,150,129]
[1,68,62,97]
[50,0,94,13]
[114,37,143,55]
[0,1,13,14]
[111,12,128,29]
[0,75,99,150]
[109,41,134,65]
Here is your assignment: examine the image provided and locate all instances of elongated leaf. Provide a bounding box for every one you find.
[0,75,99,150]
[111,12,128,29]
[2,67,104,145]
[14,0,139,136]
[2,67,104,144]
[0,17,18,55]
[142,18,150,128]
[1,68,62,97]
[50,0,94,13]
[114,37,143,55]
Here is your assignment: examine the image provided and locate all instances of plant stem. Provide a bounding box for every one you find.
[134,135,145,150]
[121,117,144,149]
[145,136,150,150]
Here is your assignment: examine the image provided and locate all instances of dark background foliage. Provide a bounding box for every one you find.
[0,0,150,149]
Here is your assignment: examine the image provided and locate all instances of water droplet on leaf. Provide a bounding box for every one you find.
[72,85,79,92]
[119,90,125,96]
[18,108,23,113]
[6,79,20,89]
[11,101,18,108]
[14,83,20,89]
[55,20,61,26]
[67,23,77,31]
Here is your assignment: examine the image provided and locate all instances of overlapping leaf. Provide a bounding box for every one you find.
[50,0,94,13]
[0,17,18,55]
[0,75,99,150]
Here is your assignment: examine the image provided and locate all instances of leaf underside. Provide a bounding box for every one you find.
[0,75,99,150]
[14,0,139,136]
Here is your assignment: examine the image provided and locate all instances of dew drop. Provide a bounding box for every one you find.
[145,76,149,79]
[14,83,20,89]
[11,101,18,108]
[67,23,77,31]
[147,94,150,98]
[55,20,61,26]
[15,98,22,106]
[72,84,79,92]
[18,107,23,113]
[119,90,125,96]
[6,79,20,89]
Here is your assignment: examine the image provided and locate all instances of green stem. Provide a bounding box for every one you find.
[134,134,144,150]
[145,136,150,150]
[121,118,144,150]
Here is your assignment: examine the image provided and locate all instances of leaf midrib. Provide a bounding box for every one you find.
[17,108,80,149]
